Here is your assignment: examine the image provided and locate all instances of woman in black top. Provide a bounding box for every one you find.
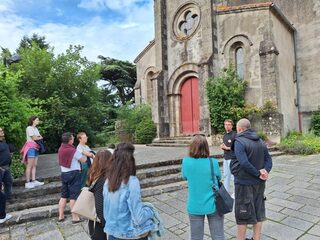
[87,150,112,240]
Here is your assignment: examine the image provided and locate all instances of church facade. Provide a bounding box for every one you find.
[134,0,320,141]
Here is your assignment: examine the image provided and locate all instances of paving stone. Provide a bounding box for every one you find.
[288,180,311,189]
[26,220,56,236]
[268,197,305,210]
[286,188,320,199]
[65,232,90,240]
[265,202,285,212]
[308,224,320,236]
[262,221,304,239]
[0,234,10,240]
[60,222,85,237]
[29,230,64,240]
[10,225,26,238]
[298,234,320,240]
[287,195,320,208]
[266,209,287,222]
[281,216,314,231]
[280,208,320,224]
[268,190,292,200]
[299,205,320,217]
[161,212,180,228]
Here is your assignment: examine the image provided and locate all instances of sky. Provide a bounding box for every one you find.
[0,0,154,62]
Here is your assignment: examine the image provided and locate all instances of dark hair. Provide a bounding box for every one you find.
[189,135,210,158]
[107,143,115,149]
[87,150,112,185]
[224,119,234,125]
[61,132,73,144]
[28,116,38,126]
[108,142,136,192]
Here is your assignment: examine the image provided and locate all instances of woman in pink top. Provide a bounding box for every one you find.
[24,116,44,189]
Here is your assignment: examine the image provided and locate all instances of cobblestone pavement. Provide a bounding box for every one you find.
[1,154,320,240]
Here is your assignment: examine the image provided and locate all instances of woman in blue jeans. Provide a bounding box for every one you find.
[182,135,225,240]
[103,143,156,240]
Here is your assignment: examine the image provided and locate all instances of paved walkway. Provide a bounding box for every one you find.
[2,153,320,239]
[35,145,223,179]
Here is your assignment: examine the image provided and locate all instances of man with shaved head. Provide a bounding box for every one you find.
[233,118,272,240]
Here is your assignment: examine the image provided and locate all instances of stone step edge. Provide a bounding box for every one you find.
[3,181,188,226]
[13,150,283,186]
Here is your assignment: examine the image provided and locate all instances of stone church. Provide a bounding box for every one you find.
[134,0,320,141]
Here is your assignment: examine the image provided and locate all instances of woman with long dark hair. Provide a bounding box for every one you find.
[103,143,156,240]
[87,150,112,240]
[182,135,225,240]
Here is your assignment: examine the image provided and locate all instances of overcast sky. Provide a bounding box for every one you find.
[0,0,154,62]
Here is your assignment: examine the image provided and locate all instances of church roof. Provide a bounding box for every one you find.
[134,39,155,64]
[216,2,295,32]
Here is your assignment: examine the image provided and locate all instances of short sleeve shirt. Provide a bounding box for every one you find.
[60,150,83,172]
[77,144,93,163]
[26,126,40,141]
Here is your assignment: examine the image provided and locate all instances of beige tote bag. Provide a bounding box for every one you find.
[71,185,101,223]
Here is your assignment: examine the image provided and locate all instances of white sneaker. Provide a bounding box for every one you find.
[0,214,12,224]
[32,180,44,187]
[25,182,35,189]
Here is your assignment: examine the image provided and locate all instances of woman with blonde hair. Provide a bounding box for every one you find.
[182,135,225,240]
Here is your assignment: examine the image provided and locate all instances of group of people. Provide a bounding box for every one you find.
[182,118,272,240]
[57,132,162,240]
[0,116,272,240]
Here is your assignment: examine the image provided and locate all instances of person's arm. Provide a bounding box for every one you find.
[74,150,86,163]
[27,127,42,141]
[263,146,273,173]
[234,141,260,177]
[127,177,154,225]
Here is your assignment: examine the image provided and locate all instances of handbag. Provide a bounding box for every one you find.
[71,180,101,223]
[209,158,234,215]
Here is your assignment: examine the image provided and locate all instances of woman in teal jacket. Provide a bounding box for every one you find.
[182,135,225,240]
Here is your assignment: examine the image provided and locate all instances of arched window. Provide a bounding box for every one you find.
[235,47,244,79]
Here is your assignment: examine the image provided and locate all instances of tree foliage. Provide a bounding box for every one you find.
[0,64,43,146]
[99,56,136,105]
[206,66,248,133]
[311,110,320,136]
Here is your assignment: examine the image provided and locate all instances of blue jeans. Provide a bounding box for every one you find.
[189,213,225,240]
[223,159,234,194]
[108,235,148,240]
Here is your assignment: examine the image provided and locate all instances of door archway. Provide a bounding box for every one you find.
[180,77,200,134]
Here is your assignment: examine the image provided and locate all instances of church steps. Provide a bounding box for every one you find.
[5,150,284,226]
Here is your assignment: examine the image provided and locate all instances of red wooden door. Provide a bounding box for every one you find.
[180,77,200,134]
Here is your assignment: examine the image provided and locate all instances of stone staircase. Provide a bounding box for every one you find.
[4,149,284,226]
[148,136,193,147]
[4,158,187,226]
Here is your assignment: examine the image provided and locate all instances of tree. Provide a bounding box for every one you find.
[18,33,50,51]
[0,64,42,147]
[99,56,136,105]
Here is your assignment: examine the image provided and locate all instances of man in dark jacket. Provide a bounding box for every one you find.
[0,128,13,201]
[233,119,272,240]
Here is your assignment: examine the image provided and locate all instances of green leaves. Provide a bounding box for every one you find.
[205,66,247,133]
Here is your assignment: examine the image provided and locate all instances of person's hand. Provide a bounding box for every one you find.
[220,143,226,150]
[259,169,269,180]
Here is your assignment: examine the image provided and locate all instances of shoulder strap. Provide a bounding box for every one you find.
[89,178,98,191]
[209,158,218,191]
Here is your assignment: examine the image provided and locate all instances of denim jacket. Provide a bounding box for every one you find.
[103,176,156,239]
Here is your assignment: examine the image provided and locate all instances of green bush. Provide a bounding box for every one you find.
[135,118,157,144]
[311,111,320,136]
[205,65,248,133]
[11,154,25,179]
[116,104,156,143]
[279,131,320,155]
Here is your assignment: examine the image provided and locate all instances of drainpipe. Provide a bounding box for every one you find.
[293,30,302,132]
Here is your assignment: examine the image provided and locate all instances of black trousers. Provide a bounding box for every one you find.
[0,191,6,219]
[88,220,107,240]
